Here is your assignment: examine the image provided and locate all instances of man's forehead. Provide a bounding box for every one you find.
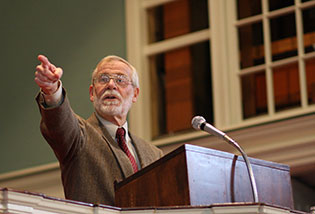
[97,60,132,74]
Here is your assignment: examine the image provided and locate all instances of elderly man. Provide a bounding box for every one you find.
[35,55,163,206]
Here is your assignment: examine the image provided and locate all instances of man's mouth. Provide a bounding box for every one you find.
[99,90,122,104]
[101,93,121,104]
[104,95,118,100]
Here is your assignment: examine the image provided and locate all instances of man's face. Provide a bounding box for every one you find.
[89,60,139,120]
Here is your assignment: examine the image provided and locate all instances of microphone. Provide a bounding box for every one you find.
[192,116,226,139]
[191,116,259,203]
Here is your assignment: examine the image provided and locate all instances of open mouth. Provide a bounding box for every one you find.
[102,93,121,102]
[100,90,122,104]
[105,95,117,99]
[104,95,118,100]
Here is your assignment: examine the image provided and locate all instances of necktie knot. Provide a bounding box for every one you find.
[116,127,126,140]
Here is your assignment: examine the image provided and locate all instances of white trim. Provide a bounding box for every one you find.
[141,0,176,9]
[144,29,210,56]
[226,0,243,125]
[300,0,315,9]
[239,65,267,76]
[287,155,315,168]
[235,14,263,27]
[0,162,59,181]
[266,5,295,19]
[0,162,64,199]
[234,2,315,27]
[304,51,315,60]
[262,0,275,116]
[222,105,315,130]
[152,108,315,147]
[295,1,308,108]
[125,0,152,140]
[269,56,299,68]
[210,0,228,127]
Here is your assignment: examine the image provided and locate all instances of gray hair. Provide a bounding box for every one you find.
[92,55,139,88]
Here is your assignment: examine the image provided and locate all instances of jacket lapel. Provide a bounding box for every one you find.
[130,133,158,168]
[87,113,134,179]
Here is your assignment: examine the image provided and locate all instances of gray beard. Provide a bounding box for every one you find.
[93,92,133,117]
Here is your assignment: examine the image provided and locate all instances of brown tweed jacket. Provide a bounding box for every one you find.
[36,89,163,206]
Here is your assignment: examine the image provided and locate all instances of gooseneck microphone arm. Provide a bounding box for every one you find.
[191,116,259,203]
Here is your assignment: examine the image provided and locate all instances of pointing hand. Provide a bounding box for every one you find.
[35,55,63,95]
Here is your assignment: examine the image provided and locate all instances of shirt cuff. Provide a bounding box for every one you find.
[41,81,63,107]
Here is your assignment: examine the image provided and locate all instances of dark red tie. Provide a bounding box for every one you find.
[116,127,138,173]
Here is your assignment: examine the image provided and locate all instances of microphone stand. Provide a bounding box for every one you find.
[222,135,259,203]
[193,116,259,203]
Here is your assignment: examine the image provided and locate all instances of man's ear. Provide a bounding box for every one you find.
[89,85,94,102]
[132,87,140,103]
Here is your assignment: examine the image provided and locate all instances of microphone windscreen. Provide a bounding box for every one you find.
[191,116,206,130]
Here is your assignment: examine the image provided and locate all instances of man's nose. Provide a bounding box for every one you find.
[106,78,117,89]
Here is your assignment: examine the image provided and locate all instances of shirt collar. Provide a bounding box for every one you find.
[95,112,129,140]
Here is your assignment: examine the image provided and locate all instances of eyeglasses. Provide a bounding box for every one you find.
[94,73,132,87]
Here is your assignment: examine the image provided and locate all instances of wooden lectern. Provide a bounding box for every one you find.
[115,144,294,209]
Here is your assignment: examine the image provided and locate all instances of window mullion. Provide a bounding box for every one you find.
[295,0,308,108]
[142,0,176,9]
[209,0,232,128]
[144,29,210,56]
[227,0,243,125]
[262,0,275,116]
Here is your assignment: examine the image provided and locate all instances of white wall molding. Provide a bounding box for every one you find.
[0,162,64,199]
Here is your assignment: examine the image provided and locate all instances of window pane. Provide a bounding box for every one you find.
[237,0,261,19]
[149,41,212,138]
[270,13,297,61]
[238,22,264,69]
[241,71,267,119]
[268,0,294,11]
[302,7,315,54]
[147,0,209,43]
[273,63,301,112]
[306,58,315,105]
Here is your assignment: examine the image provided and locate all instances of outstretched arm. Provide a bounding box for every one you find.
[35,55,83,163]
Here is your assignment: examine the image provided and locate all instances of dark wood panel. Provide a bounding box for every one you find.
[115,144,294,209]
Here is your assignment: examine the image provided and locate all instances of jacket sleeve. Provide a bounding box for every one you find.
[36,88,86,163]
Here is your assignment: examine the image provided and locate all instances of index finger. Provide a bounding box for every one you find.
[38,55,50,66]
[38,55,56,72]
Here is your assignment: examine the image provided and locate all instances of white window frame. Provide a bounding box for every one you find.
[125,0,315,145]
[226,0,315,129]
